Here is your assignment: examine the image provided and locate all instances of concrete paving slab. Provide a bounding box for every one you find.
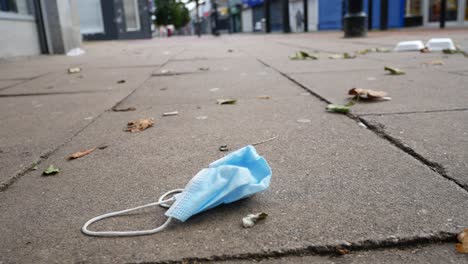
[163,58,269,74]
[362,111,468,188]
[289,68,468,115]
[0,80,22,90]
[0,86,139,187]
[0,67,154,95]
[1,63,467,263]
[219,243,467,264]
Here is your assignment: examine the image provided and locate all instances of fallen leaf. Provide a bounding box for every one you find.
[43,165,60,176]
[376,48,391,53]
[326,104,351,114]
[162,111,178,116]
[219,145,229,152]
[443,48,468,57]
[217,99,237,105]
[98,144,108,150]
[343,52,356,59]
[117,80,126,84]
[198,67,209,71]
[68,147,96,160]
[420,47,430,53]
[356,49,372,55]
[348,88,389,100]
[423,60,444,66]
[290,51,318,60]
[242,212,268,228]
[68,67,81,74]
[124,118,154,132]
[32,165,38,171]
[337,248,350,255]
[456,228,468,254]
[112,106,136,112]
[256,95,271,99]
[384,66,405,75]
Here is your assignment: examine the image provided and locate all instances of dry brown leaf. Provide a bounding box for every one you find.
[420,47,430,53]
[456,228,468,254]
[125,118,154,132]
[68,147,96,160]
[256,96,271,99]
[349,88,388,100]
[337,248,350,255]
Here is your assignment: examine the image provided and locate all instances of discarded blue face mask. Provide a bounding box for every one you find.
[82,145,271,237]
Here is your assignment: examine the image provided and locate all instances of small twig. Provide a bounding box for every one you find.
[252,136,278,146]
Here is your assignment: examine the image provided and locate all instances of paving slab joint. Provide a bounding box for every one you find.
[357,117,468,192]
[137,232,457,264]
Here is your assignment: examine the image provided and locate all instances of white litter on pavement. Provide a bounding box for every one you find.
[67,48,85,57]
[426,38,456,51]
[394,41,425,52]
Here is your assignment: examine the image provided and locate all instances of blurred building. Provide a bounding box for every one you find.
[0,0,81,58]
[77,0,152,40]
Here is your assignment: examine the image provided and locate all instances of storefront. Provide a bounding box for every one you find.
[405,0,468,27]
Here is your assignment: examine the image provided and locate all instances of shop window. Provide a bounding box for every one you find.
[0,0,33,15]
[429,0,458,22]
[405,0,422,16]
[124,0,141,31]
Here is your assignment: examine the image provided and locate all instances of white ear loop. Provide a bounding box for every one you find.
[82,189,183,237]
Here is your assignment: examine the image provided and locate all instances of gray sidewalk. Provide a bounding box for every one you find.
[0,30,467,263]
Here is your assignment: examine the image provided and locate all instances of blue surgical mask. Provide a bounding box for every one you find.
[82,145,271,237]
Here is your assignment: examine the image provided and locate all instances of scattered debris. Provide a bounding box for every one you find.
[358,122,367,129]
[68,147,96,160]
[337,248,350,255]
[124,118,154,132]
[198,67,210,71]
[163,111,179,116]
[329,53,355,59]
[384,66,405,75]
[420,47,430,53]
[443,48,468,57]
[68,67,81,74]
[256,95,271,100]
[297,119,311,123]
[356,49,372,55]
[290,51,318,60]
[252,136,278,146]
[242,212,268,228]
[160,87,168,91]
[219,145,229,152]
[376,48,391,53]
[98,144,108,150]
[348,88,391,101]
[117,80,126,84]
[84,116,93,120]
[456,229,468,254]
[112,106,136,112]
[326,104,351,114]
[217,99,237,105]
[394,40,425,52]
[423,60,444,66]
[227,49,234,53]
[43,165,60,176]
[343,52,356,59]
[46,85,54,89]
[32,165,38,171]
[66,48,85,57]
[209,88,220,92]
[367,77,377,81]
[196,116,208,120]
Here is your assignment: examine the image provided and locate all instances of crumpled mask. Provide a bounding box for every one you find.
[82,145,271,237]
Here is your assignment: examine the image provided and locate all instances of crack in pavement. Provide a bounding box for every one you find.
[256,57,468,191]
[133,232,457,264]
